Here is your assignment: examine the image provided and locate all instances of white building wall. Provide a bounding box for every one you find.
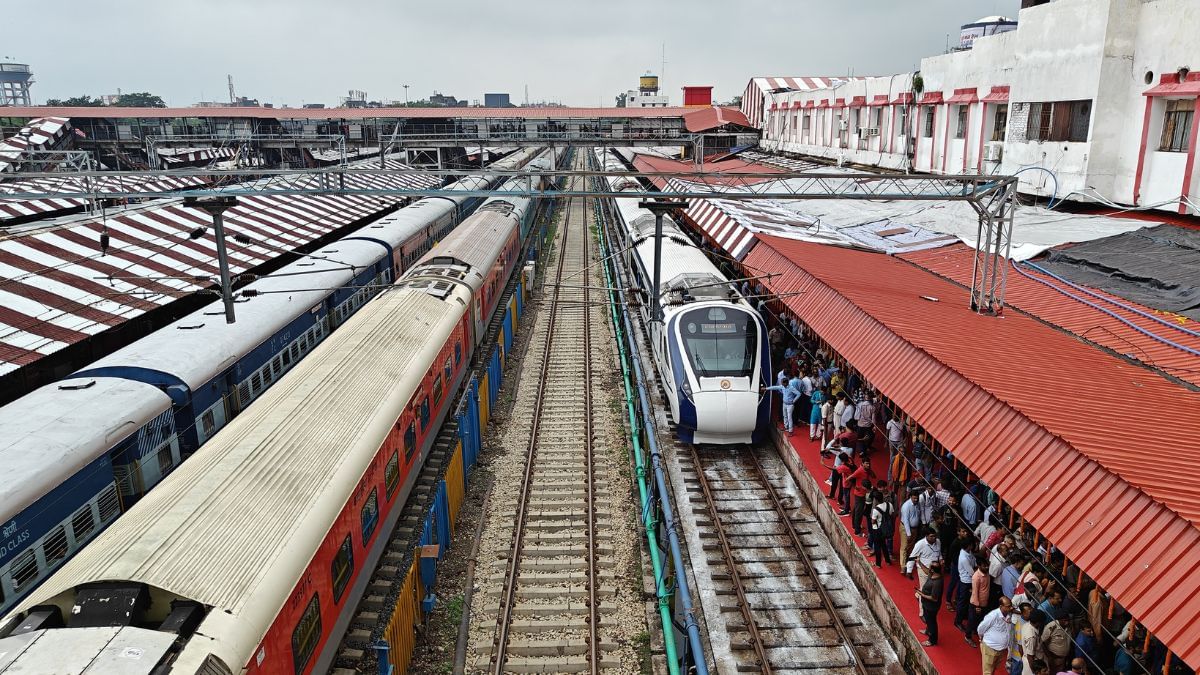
[758,0,1200,213]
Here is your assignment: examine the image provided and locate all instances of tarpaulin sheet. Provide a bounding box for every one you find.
[1036,224,1200,320]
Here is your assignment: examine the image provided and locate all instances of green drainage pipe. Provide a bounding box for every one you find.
[592,192,683,675]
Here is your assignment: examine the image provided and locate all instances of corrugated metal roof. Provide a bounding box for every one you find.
[0,106,697,120]
[0,174,211,222]
[745,235,1200,668]
[681,106,754,132]
[901,244,1200,388]
[0,158,437,376]
[741,77,848,128]
[0,118,70,172]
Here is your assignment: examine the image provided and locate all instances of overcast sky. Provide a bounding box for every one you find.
[7,0,1019,108]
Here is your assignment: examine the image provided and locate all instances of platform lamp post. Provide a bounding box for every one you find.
[638,198,688,323]
[184,195,240,324]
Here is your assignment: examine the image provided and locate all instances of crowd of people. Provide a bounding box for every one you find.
[759,307,1191,675]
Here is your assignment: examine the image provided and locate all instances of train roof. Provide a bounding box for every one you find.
[76,238,388,390]
[0,377,172,521]
[408,193,527,292]
[11,285,466,670]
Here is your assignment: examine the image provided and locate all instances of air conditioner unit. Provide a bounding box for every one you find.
[865,127,880,137]
[838,119,849,131]
[984,142,1004,162]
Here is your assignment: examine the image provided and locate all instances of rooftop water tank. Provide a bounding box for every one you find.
[959,16,1017,50]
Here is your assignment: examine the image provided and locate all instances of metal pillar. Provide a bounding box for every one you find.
[184,196,240,323]
[967,181,1016,314]
[638,199,688,322]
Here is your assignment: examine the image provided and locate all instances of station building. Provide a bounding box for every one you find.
[750,0,1200,215]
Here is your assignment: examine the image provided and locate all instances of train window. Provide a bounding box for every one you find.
[282,348,292,367]
[385,450,401,499]
[678,307,757,378]
[290,594,322,675]
[71,504,96,542]
[444,356,453,381]
[97,485,120,524]
[157,445,174,474]
[291,343,300,361]
[404,424,416,462]
[455,342,462,366]
[272,356,282,377]
[420,398,430,432]
[360,488,379,546]
[201,410,216,438]
[331,535,354,603]
[432,376,443,406]
[251,373,263,394]
[9,549,37,593]
[42,526,68,568]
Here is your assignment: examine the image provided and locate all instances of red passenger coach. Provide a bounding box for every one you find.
[0,188,537,675]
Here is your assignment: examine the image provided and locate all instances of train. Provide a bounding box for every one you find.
[595,148,770,444]
[0,160,552,673]
[0,147,546,617]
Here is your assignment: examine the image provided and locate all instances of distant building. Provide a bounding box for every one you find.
[429,91,464,106]
[0,62,33,106]
[624,72,670,108]
[341,90,368,108]
[754,0,1200,215]
[302,103,326,109]
[485,92,511,107]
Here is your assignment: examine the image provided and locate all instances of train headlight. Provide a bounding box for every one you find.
[681,379,693,399]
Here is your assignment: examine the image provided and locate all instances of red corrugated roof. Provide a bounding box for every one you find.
[746,235,1200,668]
[982,85,1011,103]
[946,87,979,105]
[0,106,698,120]
[681,106,753,133]
[901,244,1200,388]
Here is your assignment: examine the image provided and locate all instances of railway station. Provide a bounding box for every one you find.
[0,1,1199,674]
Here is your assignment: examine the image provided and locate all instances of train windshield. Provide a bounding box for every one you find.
[679,306,757,378]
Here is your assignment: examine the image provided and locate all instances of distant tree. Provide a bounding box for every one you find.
[113,92,167,108]
[45,95,105,107]
[615,92,628,108]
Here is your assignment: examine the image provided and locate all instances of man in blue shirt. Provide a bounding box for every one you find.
[1001,555,1022,600]
[765,378,802,436]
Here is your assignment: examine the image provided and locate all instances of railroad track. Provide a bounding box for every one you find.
[679,445,895,674]
[469,165,636,673]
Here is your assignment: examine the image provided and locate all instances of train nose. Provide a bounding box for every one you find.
[690,388,759,444]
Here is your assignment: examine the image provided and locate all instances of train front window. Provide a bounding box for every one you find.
[680,307,756,378]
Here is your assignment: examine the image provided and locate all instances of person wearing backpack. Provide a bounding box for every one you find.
[870,489,895,567]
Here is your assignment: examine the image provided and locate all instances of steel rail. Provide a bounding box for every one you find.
[489,184,576,674]
[581,193,600,675]
[747,450,871,675]
[688,445,774,672]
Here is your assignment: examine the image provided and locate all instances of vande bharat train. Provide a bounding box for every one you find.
[0,148,545,618]
[0,161,553,673]
[595,149,770,444]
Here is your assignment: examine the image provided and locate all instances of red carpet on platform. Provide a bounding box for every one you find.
[782,430,1002,675]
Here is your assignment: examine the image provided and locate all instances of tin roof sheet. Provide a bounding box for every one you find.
[901,244,1200,388]
[745,235,1200,668]
[0,157,437,376]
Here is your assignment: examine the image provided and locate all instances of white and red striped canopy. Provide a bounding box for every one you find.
[0,157,437,374]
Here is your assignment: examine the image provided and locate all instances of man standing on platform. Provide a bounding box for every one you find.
[916,562,944,648]
[899,491,923,577]
[907,529,943,588]
[978,597,1014,674]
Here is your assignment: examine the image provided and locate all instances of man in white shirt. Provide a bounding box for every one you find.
[885,415,905,467]
[907,530,943,588]
[977,598,1014,675]
[898,492,923,577]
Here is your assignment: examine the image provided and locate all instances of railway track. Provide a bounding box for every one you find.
[679,445,896,674]
[468,165,640,673]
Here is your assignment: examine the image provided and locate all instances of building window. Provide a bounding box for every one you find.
[360,488,379,545]
[955,105,968,139]
[923,108,935,137]
[1027,100,1091,143]
[1160,99,1195,152]
[898,106,908,136]
[331,535,354,603]
[291,594,322,674]
[802,114,811,131]
[991,105,1009,141]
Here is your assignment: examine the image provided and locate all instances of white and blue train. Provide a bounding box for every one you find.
[595,149,770,444]
[0,148,546,615]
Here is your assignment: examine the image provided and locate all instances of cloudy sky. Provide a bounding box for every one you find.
[7,0,1018,108]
